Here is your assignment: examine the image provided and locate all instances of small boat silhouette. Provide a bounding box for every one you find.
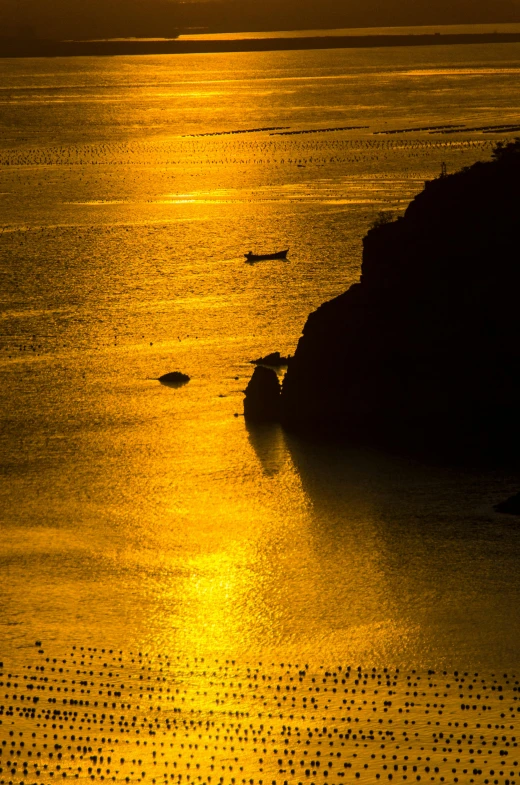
[245,248,289,262]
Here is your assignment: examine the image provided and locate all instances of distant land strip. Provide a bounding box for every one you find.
[2,33,520,58]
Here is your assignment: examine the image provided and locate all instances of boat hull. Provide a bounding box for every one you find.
[245,249,289,262]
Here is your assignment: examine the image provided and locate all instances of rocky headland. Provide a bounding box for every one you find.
[244,140,520,455]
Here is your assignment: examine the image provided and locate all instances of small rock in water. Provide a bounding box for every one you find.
[244,366,281,422]
[494,491,520,515]
[158,371,190,388]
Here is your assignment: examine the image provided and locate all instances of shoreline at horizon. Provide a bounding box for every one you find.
[2,31,520,58]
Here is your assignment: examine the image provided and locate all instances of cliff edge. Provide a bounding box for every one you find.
[245,140,520,454]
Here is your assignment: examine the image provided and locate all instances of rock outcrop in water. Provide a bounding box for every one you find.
[250,351,291,367]
[245,140,520,454]
[243,366,281,422]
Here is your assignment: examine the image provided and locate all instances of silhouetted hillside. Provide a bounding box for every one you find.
[245,140,520,456]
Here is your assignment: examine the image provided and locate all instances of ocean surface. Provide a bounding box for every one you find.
[1,40,520,683]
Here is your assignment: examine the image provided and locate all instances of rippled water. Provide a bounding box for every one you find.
[1,44,520,675]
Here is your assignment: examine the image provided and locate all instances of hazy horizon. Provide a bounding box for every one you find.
[2,0,520,41]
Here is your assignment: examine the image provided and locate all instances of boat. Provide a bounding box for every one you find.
[245,248,289,262]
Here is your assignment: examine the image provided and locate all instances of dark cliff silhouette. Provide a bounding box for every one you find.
[244,140,520,457]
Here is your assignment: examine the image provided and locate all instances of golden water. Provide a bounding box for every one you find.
[1,45,520,763]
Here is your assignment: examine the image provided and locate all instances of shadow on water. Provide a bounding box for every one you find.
[245,421,290,476]
[247,424,520,666]
[282,431,520,531]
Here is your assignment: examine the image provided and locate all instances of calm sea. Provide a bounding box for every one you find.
[1,40,520,677]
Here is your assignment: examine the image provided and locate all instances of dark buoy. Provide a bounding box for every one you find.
[158,372,190,388]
